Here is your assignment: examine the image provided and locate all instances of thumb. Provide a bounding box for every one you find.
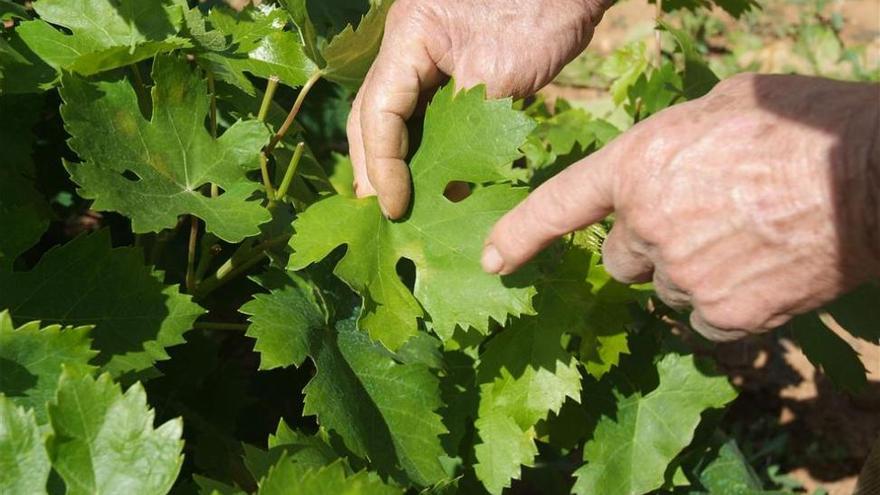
[354,7,447,218]
[482,143,619,274]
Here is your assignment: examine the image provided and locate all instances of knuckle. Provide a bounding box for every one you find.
[698,300,765,332]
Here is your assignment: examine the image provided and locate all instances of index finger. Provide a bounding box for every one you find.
[482,140,620,274]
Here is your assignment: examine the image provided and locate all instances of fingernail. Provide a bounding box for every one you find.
[481,244,504,274]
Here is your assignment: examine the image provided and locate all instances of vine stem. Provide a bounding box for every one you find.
[257,77,281,201]
[185,216,199,293]
[193,235,290,300]
[193,321,248,331]
[130,64,150,114]
[276,142,305,200]
[265,71,322,155]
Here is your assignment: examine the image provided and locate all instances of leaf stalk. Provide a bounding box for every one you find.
[275,142,305,201]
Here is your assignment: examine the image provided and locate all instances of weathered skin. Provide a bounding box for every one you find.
[349,0,880,341]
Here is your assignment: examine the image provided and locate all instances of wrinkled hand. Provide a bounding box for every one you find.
[484,74,880,341]
[348,0,609,218]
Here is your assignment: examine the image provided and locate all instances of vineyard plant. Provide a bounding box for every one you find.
[0,0,877,494]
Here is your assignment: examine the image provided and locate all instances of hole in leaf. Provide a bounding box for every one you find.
[396,257,416,291]
[121,170,141,182]
[443,181,473,203]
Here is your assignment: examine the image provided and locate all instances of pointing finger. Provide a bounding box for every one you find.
[482,141,620,274]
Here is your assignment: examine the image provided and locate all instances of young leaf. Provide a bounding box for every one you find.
[61,54,271,242]
[0,397,51,495]
[0,230,205,376]
[240,273,325,370]
[319,0,391,90]
[572,354,737,495]
[243,270,447,486]
[472,250,586,493]
[17,0,190,75]
[0,311,96,423]
[259,459,402,495]
[195,4,319,93]
[303,319,449,486]
[290,84,536,349]
[47,371,184,495]
[699,440,788,494]
[282,0,392,90]
[791,312,868,394]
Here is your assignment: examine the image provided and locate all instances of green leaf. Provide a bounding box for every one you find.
[320,0,391,90]
[659,21,720,99]
[699,440,788,495]
[17,0,190,75]
[61,54,271,242]
[260,459,402,495]
[572,354,737,495]
[47,371,184,495]
[0,311,96,423]
[290,84,536,349]
[473,250,585,493]
[0,230,205,376]
[791,312,867,394]
[825,283,880,344]
[280,0,390,90]
[303,319,449,486]
[600,41,650,105]
[196,4,319,93]
[240,272,325,370]
[0,396,50,495]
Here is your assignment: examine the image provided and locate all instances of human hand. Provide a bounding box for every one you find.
[347,0,610,218]
[483,73,880,341]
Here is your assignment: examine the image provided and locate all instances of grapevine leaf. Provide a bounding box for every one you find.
[791,312,867,394]
[17,0,190,75]
[260,459,402,495]
[240,273,325,370]
[659,21,720,99]
[268,420,340,469]
[304,319,449,486]
[472,250,585,493]
[61,54,271,242]
[242,269,447,485]
[825,283,880,344]
[572,354,736,495]
[281,0,390,90]
[290,84,536,349]
[196,4,319,93]
[193,475,245,495]
[0,311,96,423]
[0,397,50,495]
[320,0,391,90]
[0,230,205,376]
[47,371,184,495]
[473,415,538,495]
[600,41,649,105]
[699,440,788,494]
